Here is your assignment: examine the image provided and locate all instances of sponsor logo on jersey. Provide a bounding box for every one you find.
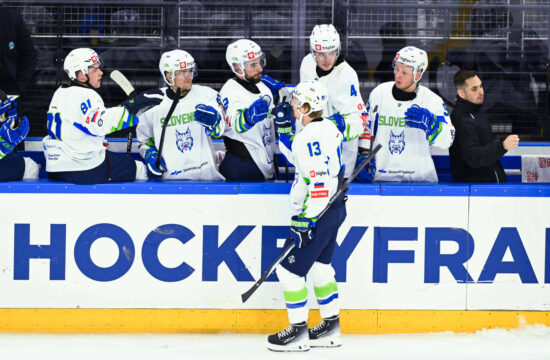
[310,171,316,178]
[176,127,193,153]
[315,170,328,177]
[389,130,405,155]
[311,190,328,198]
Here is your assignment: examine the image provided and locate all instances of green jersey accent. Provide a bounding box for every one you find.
[160,112,195,128]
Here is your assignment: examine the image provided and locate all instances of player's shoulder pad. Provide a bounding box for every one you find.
[219,78,239,94]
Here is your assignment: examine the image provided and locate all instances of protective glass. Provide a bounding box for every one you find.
[244,53,266,70]
[175,66,198,79]
[392,61,415,75]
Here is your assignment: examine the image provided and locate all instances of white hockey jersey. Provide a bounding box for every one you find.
[43,85,135,172]
[219,78,278,180]
[289,118,343,218]
[360,82,455,182]
[300,54,366,177]
[137,85,225,180]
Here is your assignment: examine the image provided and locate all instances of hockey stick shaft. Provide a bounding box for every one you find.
[110,70,138,155]
[156,89,181,171]
[241,143,382,303]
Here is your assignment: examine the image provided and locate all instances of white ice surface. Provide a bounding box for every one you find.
[1,326,550,360]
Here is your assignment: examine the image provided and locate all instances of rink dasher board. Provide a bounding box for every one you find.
[0,182,549,333]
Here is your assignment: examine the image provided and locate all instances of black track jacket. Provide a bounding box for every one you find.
[449,96,508,182]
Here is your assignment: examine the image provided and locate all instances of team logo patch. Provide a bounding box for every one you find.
[176,127,193,153]
[389,130,405,155]
[179,61,187,69]
[262,124,273,147]
[247,51,255,59]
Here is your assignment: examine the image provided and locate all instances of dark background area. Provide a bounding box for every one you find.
[4,0,550,140]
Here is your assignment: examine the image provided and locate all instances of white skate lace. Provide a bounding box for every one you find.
[278,325,295,338]
[310,321,327,333]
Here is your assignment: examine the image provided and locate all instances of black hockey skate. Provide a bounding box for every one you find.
[308,315,342,347]
[267,321,310,352]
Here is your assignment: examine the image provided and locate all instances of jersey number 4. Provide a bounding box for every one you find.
[307,141,321,156]
[47,112,62,140]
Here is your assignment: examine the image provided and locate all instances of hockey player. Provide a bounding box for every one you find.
[299,24,366,178]
[136,49,225,180]
[267,80,346,352]
[43,48,162,184]
[219,39,281,181]
[358,46,454,182]
[0,95,39,181]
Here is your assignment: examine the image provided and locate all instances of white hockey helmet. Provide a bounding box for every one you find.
[393,46,428,82]
[225,39,266,75]
[292,80,328,114]
[64,48,103,81]
[310,24,341,55]
[159,49,197,86]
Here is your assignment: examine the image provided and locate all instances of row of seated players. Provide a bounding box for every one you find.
[0,24,516,184]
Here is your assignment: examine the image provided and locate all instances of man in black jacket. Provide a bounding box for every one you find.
[449,70,519,182]
[0,4,37,96]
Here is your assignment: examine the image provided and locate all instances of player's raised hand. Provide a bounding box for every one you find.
[328,113,346,134]
[194,104,221,132]
[272,102,293,136]
[245,97,270,126]
[122,89,163,115]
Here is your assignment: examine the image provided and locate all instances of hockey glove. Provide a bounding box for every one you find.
[0,98,15,120]
[272,102,294,136]
[245,97,270,127]
[354,152,376,183]
[328,113,346,135]
[194,104,221,132]
[260,75,285,103]
[122,89,164,116]
[144,146,166,178]
[404,105,442,142]
[0,114,29,156]
[289,215,316,248]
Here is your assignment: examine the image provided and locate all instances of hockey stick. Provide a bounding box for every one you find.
[241,142,383,303]
[156,88,182,172]
[110,70,138,155]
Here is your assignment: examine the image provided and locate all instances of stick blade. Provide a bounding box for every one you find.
[110,70,137,97]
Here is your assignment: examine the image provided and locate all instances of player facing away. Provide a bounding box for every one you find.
[136,49,225,180]
[218,39,283,181]
[0,94,39,181]
[300,24,366,179]
[43,48,163,184]
[357,46,454,182]
[267,80,346,352]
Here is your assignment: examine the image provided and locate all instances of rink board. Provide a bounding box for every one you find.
[0,181,549,333]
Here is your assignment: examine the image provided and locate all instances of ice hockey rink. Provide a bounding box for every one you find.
[1,326,550,360]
